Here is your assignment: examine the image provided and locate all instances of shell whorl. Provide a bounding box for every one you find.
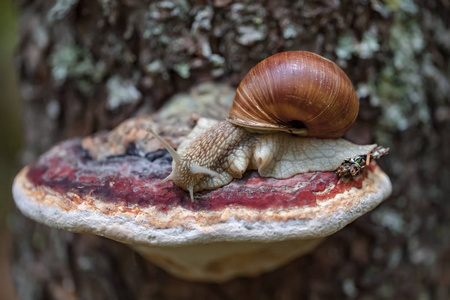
[227,51,359,139]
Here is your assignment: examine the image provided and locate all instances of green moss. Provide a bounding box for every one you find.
[50,45,106,96]
[371,207,404,234]
[336,32,356,61]
[51,45,82,81]
[148,0,190,20]
[351,0,430,138]
[236,25,266,46]
[283,25,299,39]
[143,24,165,39]
[375,2,428,133]
[358,30,380,59]
[47,0,79,22]
[252,16,263,25]
[106,75,141,110]
[209,54,225,77]
[173,63,190,79]
[385,0,403,11]
[145,60,164,74]
[100,0,112,16]
[336,30,380,61]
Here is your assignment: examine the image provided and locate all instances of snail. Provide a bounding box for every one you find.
[151,51,376,201]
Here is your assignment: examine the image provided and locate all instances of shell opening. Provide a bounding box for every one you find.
[285,120,309,136]
[286,120,306,130]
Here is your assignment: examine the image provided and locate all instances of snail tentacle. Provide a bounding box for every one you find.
[161,173,173,183]
[188,186,194,202]
[149,127,181,164]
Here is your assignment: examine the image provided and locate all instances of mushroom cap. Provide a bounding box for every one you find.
[13,137,391,247]
[13,83,392,281]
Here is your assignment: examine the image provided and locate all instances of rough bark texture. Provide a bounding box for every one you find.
[11,0,450,299]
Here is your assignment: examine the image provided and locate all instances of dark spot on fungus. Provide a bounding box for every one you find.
[145,148,173,164]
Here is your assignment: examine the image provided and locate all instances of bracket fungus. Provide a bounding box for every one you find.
[13,54,392,282]
[13,117,391,281]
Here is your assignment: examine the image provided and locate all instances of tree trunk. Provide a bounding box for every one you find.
[11,0,450,299]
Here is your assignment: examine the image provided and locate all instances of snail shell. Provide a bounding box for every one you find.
[227,51,359,139]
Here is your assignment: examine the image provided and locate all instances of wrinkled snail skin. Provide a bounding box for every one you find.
[165,121,254,198]
[151,51,368,201]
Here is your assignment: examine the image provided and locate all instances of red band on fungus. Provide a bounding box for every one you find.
[25,139,371,213]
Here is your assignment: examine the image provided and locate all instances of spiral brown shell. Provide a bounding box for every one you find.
[227,51,359,139]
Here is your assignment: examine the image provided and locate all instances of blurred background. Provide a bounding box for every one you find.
[0,0,21,299]
[2,0,450,298]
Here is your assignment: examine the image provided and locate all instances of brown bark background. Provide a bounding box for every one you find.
[10,0,450,299]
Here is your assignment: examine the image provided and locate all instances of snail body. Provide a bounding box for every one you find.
[151,51,373,201]
[153,118,375,200]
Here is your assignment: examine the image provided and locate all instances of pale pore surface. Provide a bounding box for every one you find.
[172,118,376,192]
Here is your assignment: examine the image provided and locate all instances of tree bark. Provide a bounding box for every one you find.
[11,0,450,299]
